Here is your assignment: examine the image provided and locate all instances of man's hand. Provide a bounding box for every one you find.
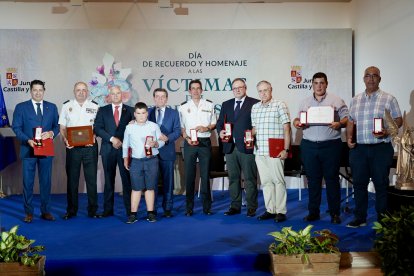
[28,139,36,148]
[195,125,209,133]
[347,138,356,149]
[111,137,122,149]
[123,158,130,170]
[159,133,169,142]
[329,122,341,130]
[219,130,226,139]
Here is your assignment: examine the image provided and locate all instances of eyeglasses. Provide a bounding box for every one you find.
[232,86,246,92]
[364,74,380,79]
[258,89,271,93]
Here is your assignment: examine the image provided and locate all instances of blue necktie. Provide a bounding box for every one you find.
[36,103,43,122]
[234,101,241,120]
[157,108,163,125]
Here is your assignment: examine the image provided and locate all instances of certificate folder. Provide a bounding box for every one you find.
[67,125,94,147]
[268,138,292,158]
[33,138,54,156]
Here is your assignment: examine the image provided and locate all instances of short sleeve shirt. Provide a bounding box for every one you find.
[251,98,290,156]
[178,98,217,138]
[298,92,349,142]
[59,99,99,127]
[349,89,401,144]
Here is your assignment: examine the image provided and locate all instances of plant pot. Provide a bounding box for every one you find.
[0,256,45,276]
[269,251,341,275]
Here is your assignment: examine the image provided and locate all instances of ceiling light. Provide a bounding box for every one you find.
[158,0,172,8]
[70,0,83,6]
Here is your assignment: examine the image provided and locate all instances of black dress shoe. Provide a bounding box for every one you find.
[203,210,213,215]
[185,210,193,216]
[88,213,103,219]
[102,211,114,217]
[303,214,320,222]
[331,215,341,224]
[224,208,241,216]
[246,208,256,217]
[275,213,287,223]
[62,213,76,220]
[257,211,276,220]
[163,210,173,218]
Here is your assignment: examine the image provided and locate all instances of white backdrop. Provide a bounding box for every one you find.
[0,29,352,194]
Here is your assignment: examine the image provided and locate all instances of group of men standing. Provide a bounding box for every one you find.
[12,65,402,228]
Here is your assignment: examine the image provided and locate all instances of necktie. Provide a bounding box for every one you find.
[234,100,241,120]
[114,106,120,126]
[157,108,163,125]
[36,103,43,122]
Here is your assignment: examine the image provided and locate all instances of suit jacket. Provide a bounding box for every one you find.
[12,100,59,158]
[148,106,181,161]
[94,104,134,155]
[217,96,260,154]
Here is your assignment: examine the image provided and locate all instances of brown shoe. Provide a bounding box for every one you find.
[23,214,33,223]
[41,213,55,221]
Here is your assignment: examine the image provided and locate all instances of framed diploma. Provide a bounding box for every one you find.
[373,118,383,134]
[67,125,94,147]
[145,136,153,156]
[307,106,334,125]
[299,111,307,126]
[190,129,199,145]
[222,123,232,142]
[245,130,253,149]
[33,126,43,147]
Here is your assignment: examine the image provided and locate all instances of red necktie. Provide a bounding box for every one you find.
[114,106,120,126]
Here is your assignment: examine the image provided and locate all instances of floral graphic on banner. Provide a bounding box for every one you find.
[89,53,133,107]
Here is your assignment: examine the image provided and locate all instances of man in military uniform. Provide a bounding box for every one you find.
[59,82,101,219]
[178,79,216,216]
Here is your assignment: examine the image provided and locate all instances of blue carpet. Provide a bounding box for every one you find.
[0,189,378,275]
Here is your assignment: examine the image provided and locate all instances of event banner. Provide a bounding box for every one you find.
[1,29,352,128]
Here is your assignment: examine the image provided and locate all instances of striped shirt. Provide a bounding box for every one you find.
[349,89,401,144]
[122,121,165,159]
[298,92,349,142]
[251,98,290,156]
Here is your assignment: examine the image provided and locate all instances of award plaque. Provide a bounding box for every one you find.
[245,130,253,149]
[307,106,334,125]
[299,111,307,126]
[222,123,232,142]
[190,129,199,145]
[33,126,43,147]
[67,125,94,147]
[373,118,383,134]
[145,136,153,156]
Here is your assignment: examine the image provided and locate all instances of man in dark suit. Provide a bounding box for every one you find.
[216,78,259,217]
[148,88,181,218]
[94,85,134,218]
[12,79,59,223]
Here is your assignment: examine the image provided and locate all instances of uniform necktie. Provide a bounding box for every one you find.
[36,103,43,122]
[114,106,120,126]
[157,108,163,126]
[234,100,241,120]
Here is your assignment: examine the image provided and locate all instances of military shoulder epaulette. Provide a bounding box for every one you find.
[180,101,187,105]
[63,100,70,104]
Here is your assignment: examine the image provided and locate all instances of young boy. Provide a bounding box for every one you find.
[123,102,165,224]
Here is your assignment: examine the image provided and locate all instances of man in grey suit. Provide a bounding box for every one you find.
[148,88,181,218]
[217,78,260,217]
[94,85,134,218]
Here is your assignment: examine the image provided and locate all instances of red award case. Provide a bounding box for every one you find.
[268,138,292,158]
[145,136,154,156]
[33,138,54,156]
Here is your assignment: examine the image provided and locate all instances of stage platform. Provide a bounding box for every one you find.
[0,189,379,275]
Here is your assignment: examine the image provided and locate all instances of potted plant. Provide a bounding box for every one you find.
[373,205,414,275]
[268,224,341,275]
[0,225,45,275]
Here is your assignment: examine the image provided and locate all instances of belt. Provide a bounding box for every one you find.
[133,155,157,161]
[198,137,210,141]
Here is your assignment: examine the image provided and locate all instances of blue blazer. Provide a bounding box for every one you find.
[148,106,181,161]
[94,104,134,155]
[12,100,59,158]
[216,96,260,154]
